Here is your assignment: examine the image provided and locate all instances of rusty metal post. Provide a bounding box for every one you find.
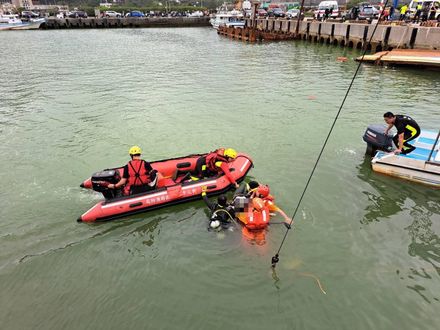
[295,0,306,38]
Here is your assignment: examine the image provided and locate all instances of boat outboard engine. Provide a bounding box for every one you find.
[362,124,394,156]
[91,169,121,199]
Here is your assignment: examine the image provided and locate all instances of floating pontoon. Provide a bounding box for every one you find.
[363,125,440,188]
[357,49,440,69]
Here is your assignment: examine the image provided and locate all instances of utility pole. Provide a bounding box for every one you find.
[251,1,259,29]
[295,0,306,38]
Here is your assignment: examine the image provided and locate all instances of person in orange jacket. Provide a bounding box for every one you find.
[251,185,293,228]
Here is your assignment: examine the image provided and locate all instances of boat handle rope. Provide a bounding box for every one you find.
[271,0,390,269]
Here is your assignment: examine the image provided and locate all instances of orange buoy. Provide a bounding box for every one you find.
[337,57,348,62]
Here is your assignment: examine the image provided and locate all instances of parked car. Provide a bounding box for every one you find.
[267,8,285,18]
[21,11,39,20]
[104,11,122,18]
[359,5,379,20]
[189,11,204,17]
[125,11,145,17]
[170,11,184,17]
[257,8,268,17]
[342,5,379,21]
[342,7,358,20]
[286,9,300,19]
[68,11,88,18]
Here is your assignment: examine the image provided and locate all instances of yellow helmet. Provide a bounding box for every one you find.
[224,148,237,159]
[129,145,142,156]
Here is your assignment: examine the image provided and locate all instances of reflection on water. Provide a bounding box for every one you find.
[357,157,404,224]
[121,216,165,247]
[407,207,440,276]
[1,28,440,328]
[17,217,141,265]
[357,156,440,303]
[242,227,267,246]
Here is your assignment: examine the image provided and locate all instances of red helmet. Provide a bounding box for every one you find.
[257,185,270,198]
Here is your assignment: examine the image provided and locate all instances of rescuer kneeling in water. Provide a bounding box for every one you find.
[384,112,421,155]
[195,148,240,188]
[108,146,158,195]
[251,185,292,228]
[201,186,235,230]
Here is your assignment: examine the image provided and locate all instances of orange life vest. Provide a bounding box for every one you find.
[237,205,270,230]
[126,159,151,187]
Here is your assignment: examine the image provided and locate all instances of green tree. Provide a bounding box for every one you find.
[347,0,367,9]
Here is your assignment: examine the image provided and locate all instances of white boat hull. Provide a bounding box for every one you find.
[210,10,245,30]
[371,130,440,188]
[0,18,45,31]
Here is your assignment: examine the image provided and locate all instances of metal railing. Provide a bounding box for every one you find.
[427,129,440,163]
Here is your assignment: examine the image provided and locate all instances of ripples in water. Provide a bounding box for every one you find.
[0,28,440,329]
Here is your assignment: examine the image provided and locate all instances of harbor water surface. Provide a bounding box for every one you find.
[1,28,440,329]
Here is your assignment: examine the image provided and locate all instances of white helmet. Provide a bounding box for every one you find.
[210,220,221,229]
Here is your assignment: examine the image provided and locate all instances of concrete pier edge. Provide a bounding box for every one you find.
[238,18,440,51]
[43,17,211,29]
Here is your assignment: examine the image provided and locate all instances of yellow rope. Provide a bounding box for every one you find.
[297,272,327,295]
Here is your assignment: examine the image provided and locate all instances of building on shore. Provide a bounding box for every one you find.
[1,0,68,13]
[0,0,14,13]
[11,0,33,10]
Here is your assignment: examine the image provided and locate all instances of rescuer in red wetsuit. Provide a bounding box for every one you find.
[195,148,239,188]
[108,145,157,195]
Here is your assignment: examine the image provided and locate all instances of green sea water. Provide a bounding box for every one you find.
[0,28,439,329]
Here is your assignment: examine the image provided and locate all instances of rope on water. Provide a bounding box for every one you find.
[297,272,327,295]
[271,0,390,268]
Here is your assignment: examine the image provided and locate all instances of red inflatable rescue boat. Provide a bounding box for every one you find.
[78,152,253,222]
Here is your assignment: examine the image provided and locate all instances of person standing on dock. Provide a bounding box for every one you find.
[384,112,421,155]
[421,2,430,21]
[399,4,408,21]
[413,1,423,22]
[324,8,330,21]
[382,7,390,21]
[429,4,437,20]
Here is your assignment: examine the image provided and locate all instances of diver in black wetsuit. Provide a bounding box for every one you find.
[384,112,421,155]
[201,187,235,230]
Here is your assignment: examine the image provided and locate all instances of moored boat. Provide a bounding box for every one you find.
[0,14,45,30]
[210,9,245,29]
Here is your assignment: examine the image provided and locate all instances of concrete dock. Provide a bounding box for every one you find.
[42,17,210,29]
[231,18,440,51]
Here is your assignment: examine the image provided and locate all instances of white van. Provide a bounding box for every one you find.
[314,1,339,19]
